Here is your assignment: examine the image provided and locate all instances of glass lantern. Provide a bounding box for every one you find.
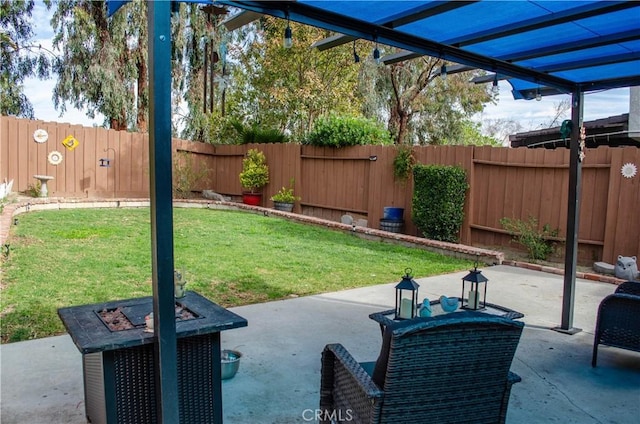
[461,261,488,310]
[395,268,420,320]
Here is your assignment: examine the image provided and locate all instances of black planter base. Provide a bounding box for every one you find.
[273,201,294,212]
[380,219,404,233]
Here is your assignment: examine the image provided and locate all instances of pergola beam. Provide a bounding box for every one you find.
[311,34,356,51]
[222,9,263,31]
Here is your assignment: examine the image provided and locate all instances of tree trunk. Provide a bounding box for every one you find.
[389,104,410,145]
[137,53,148,132]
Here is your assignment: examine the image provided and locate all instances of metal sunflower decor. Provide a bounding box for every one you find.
[621,163,637,179]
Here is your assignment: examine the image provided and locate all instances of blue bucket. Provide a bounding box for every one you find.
[383,207,404,220]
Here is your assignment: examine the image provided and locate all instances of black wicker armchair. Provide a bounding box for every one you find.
[592,281,640,367]
[320,312,524,424]
[613,280,640,296]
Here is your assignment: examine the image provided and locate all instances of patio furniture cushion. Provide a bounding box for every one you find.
[321,312,524,424]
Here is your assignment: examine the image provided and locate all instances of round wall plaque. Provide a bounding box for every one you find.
[33,129,49,143]
[48,150,63,165]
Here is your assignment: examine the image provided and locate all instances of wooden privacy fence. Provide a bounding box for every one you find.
[1,116,638,264]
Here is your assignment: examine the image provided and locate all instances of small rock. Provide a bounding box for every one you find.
[341,214,353,225]
[202,190,229,201]
[593,261,615,275]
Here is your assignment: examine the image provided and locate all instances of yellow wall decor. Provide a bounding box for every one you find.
[62,135,79,151]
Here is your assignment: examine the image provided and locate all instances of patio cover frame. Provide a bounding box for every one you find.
[107,1,640,421]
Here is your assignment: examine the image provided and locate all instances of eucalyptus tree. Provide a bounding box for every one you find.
[173,3,231,141]
[361,53,493,145]
[0,0,53,118]
[50,0,147,130]
[50,0,233,137]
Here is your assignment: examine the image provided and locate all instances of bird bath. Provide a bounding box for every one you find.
[33,175,54,197]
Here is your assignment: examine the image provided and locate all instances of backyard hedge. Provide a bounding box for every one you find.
[412,164,468,243]
[304,114,392,147]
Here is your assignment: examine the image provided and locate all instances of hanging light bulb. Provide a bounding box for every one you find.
[353,40,360,63]
[491,74,499,95]
[536,86,542,101]
[440,64,447,80]
[373,44,380,65]
[283,15,293,48]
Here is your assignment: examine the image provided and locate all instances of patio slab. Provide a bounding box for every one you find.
[1,265,639,423]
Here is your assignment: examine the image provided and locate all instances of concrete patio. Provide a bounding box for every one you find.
[1,265,639,423]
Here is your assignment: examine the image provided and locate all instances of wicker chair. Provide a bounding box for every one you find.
[320,312,524,424]
[592,281,640,367]
[613,280,640,296]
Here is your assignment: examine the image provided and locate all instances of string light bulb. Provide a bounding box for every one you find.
[491,74,499,95]
[535,86,542,101]
[440,64,447,80]
[373,45,380,64]
[283,15,292,48]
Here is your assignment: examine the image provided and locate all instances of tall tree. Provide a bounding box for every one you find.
[173,3,230,142]
[224,17,363,141]
[361,54,492,145]
[0,0,53,118]
[50,0,147,131]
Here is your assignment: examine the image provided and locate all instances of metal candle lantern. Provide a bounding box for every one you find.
[395,268,419,320]
[461,260,488,310]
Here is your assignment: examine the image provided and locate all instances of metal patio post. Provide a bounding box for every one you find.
[555,89,584,335]
[148,1,180,422]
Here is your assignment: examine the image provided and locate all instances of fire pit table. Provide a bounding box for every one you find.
[58,291,247,424]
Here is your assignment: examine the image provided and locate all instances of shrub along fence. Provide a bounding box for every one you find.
[1,115,638,265]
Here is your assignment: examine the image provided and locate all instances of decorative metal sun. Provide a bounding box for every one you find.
[621,163,637,179]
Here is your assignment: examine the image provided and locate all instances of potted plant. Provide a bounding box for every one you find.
[239,149,269,205]
[270,179,300,212]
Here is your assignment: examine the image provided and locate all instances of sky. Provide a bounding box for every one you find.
[23,1,632,138]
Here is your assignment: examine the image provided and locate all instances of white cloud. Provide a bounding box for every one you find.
[474,81,630,133]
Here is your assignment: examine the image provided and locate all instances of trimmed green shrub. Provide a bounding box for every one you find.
[239,149,269,192]
[304,115,392,147]
[412,165,469,242]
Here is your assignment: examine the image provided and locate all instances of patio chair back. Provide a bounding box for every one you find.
[374,312,524,423]
[592,283,640,366]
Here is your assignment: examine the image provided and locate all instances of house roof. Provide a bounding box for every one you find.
[509,113,639,149]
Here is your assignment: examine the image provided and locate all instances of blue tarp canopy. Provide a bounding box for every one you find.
[215,0,640,98]
[109,1,640,97]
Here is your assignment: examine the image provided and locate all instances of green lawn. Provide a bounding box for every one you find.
[0,207,472,342]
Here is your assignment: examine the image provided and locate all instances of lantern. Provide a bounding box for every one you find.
[395,268,420,320]
[461,260,488,310]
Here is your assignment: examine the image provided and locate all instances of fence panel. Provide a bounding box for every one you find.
[1,116,638,264]
[603,147,640,260]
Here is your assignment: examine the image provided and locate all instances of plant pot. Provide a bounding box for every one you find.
[242,192,262,206]
[383,207,404,220]
[273,201,294,212]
